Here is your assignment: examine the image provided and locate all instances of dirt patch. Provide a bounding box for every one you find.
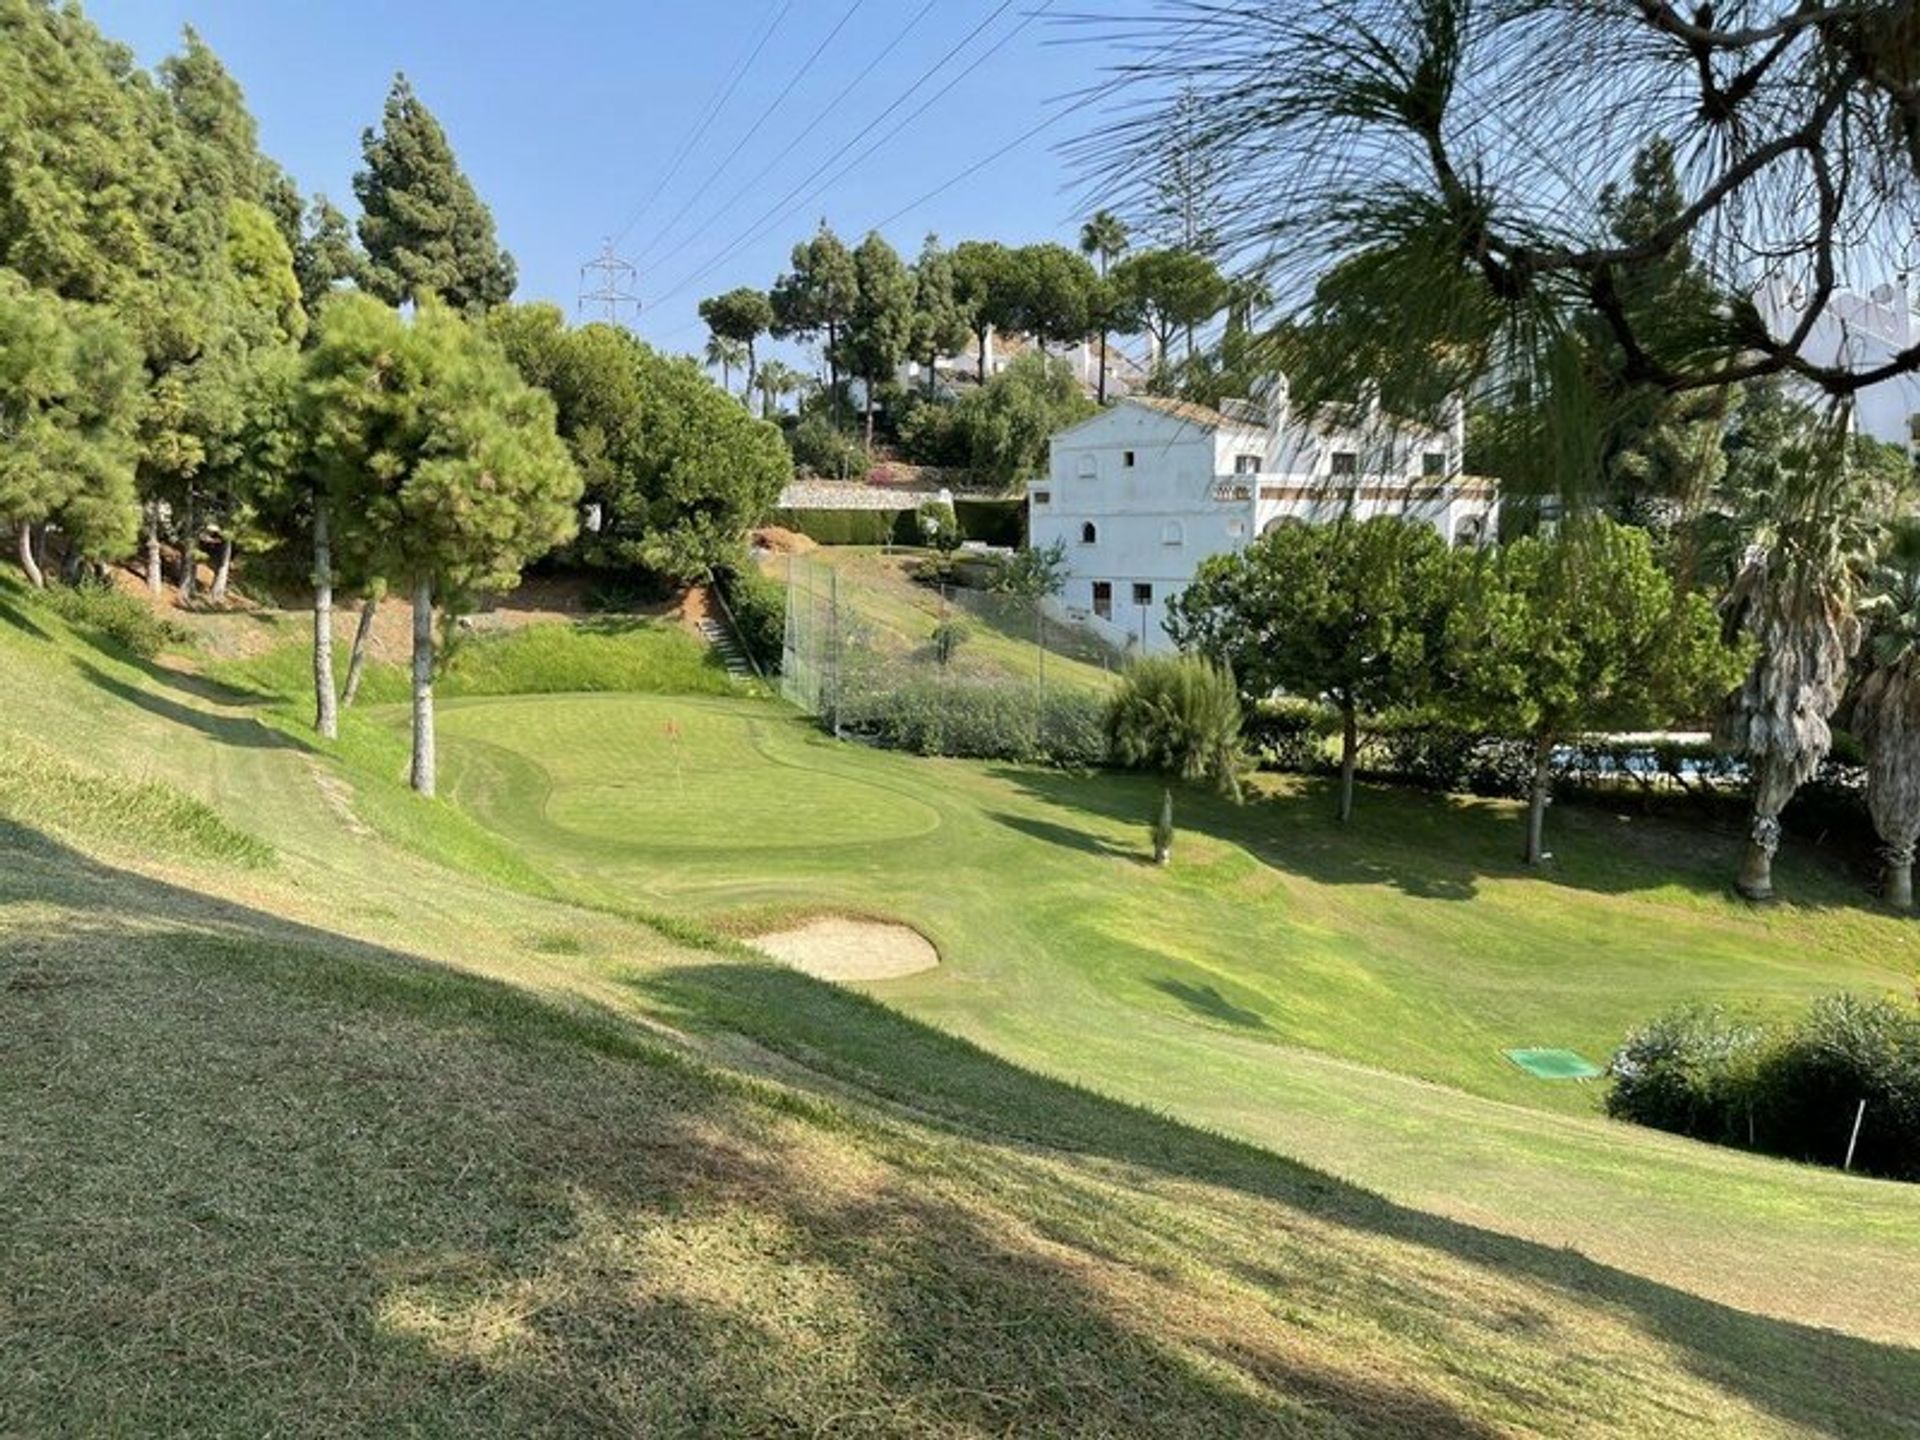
[752,525,818,555]
[750,918,939,982]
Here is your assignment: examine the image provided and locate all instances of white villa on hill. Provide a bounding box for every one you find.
[1028,386,1499,653]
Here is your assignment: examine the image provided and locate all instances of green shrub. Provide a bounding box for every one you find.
[953,499,1025,547]
[776,509,903,546]
[1608,995,1920,1180]
[840,673,1106,767]
[717,565,784,674]
[787,414,866,480]
[896,397,969,468]
[38,582,186,660]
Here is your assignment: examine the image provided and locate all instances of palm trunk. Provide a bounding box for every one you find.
[177,485,197,602]
[1886,845,1915,911]
[1524,733,1553,866]
[826,321,841,414]
[745,339,758,402]
[1153,785,1174,865]
[1097,330,1109,404]
[1338,704,1358,824]
[16,520,44,589]
[409,576,436,797]
[209,535,234,603]
[342,593,379,708]
[145,501,163,596]
[312,507,338,741]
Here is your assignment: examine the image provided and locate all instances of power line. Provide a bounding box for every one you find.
[637,0,868,268]
[639,0,941,279]
[610,1,792,247]
[650,0,1051,312]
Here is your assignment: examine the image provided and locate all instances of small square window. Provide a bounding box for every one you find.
[1132,582,1154,606]
[1077,453,1097,478]
[1422,451,1447,478]
[1331,451,1358,478]
[1031,489,1050,505]
[1092,581,1112,620]
[1234,454,1260,475]
[1122,450,1136,468]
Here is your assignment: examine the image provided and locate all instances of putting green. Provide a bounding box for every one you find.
[438,694,942,854]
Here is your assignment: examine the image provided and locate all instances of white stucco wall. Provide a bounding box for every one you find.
[1029,398,1499,653]
[1763,280,1920,452]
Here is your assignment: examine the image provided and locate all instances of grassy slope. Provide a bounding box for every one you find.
[2,579,1918,1434]
[785,547,1119,693]
[430,690,1920,1346]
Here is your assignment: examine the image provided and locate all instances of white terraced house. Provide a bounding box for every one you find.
[1028,384,1499,653]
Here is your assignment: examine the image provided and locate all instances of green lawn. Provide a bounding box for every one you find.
[4,577,1919,1434]
[780,546,1120,693]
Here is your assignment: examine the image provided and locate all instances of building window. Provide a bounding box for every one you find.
[1161,520,1184,546]
[1092,581,1112,620]
[1330,451,1358,478]
[1122,450,1136,468]
[1031,489,1050,505]
[1234,453,1260,475]
[1227,519,1247,538]
[1080,522,1098,545]
[1132,582,1154,606]
[1422,451,1447,478]
[1077,453,1097,478]
[1453,515,1487,548]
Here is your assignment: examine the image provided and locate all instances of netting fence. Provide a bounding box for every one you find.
[779,552,1124,766]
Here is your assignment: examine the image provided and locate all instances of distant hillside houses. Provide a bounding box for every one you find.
[901,326,1151,401]
[1029,384,1499,653]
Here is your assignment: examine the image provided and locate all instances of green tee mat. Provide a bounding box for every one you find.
[1505,1048,1603,1080]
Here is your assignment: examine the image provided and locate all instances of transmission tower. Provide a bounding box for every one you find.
[577,239,641,325]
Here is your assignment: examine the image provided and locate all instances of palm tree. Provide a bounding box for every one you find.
[704,335,748,396]
[1104,654,1244,865]
[1853,519,1920,909]
[754,359,805,419]
[1079,209,1129,404]
[1717,412,1877,901]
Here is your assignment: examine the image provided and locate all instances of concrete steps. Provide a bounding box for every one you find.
[696,615,754,679]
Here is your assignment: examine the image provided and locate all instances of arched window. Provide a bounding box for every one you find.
[1080,521,1098,545]
[1262,515,1304,537]
[1161,520,1185,546]
[1453,515,1486,548]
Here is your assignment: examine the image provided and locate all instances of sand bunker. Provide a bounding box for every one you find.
[751,918,939,982]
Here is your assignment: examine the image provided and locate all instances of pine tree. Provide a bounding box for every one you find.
[846,232,914,449]
[295,196,362,321]
[354,76,516,314]
[909,235,970,399]
[770,223,859,414]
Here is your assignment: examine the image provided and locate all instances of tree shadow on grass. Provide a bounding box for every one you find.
[71,659,306,753]
[1151,977,1272,1030]
[991,766,1863,912]
[0,819,1500,1437]
[988,809,1143,862]
[0,590,52,641]
[632,956,1920,1438]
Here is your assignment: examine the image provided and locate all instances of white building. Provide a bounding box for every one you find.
[1028,388,1499,653]
[1762,279,1920,453]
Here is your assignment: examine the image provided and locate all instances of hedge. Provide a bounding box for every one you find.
[1608,995,1920,1180]
[776,509,909,546]
[838,671,1106,767]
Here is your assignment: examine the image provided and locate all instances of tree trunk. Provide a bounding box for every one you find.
[1153,785,1174,865]
[1097,330,1109,404]
[30,522,48,580]
[145,502,163,596]
[409,576,436,797]
[312,507,338,741]
[1338,704,1358,824]
[746,338,758,402]
[177,485,198,602]
[342,593,379,709]
[1524,733,1553,866]
[209,535,234,603]
[826,321,841,413]
[926,349,937,399]
[16,520,44,588]
[1886,846,1915,912]
[976,328,988,384]
[864,381,876,453]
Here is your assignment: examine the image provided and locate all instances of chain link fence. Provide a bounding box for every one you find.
[778,552,1122,765]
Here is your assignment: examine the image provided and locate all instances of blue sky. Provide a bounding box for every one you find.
[89,0,1128,364]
